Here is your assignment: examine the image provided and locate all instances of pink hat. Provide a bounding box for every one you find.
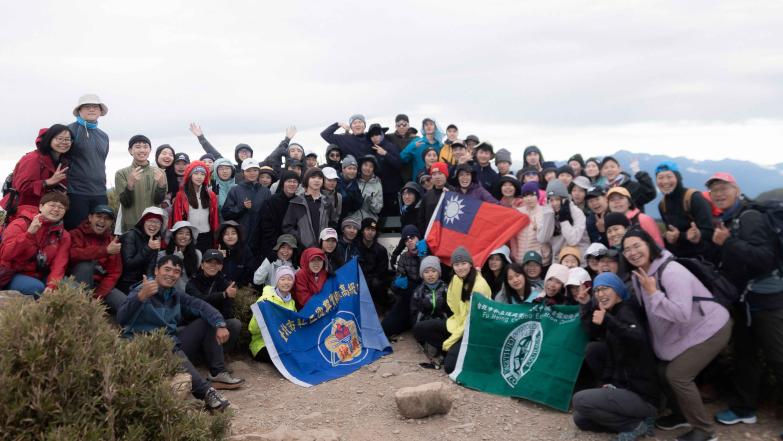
[705,172,736,187]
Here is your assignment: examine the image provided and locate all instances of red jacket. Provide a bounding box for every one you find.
[0,205,71,290]
[68,220,123,298]
[0,150,67,219]
[293,247,327,309]
[171,161,219,234]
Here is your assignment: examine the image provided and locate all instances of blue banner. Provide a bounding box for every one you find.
[251,257,392,387]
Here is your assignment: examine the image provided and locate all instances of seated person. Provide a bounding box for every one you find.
[0,192,71,296]
[495,262,531,304]
[293,247,327,309]
[117,207,166,293]
[159,221,202,293]
[356,218,392,313]
[532,263,571,306]
[69,204,125,314]
[185,249,243,354]
[117,255,243,411]
[382,225,425,337]
[249,266,297,362]
[319,227,344,275]
[216,220,251,286]
[521,250,545,301]
[253,234,297,287]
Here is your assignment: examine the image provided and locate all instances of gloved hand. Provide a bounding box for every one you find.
[558,199,573,224]
[416,239,429,257]
[393,274,409,290]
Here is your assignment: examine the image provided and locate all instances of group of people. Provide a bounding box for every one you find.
[0,94,780,441]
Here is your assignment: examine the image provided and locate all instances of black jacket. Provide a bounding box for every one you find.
[659,185,715,259]
[185,270,235,319]
[410,280,449,323]
[222,181,271,248]
[117,227,158,293]
[253,189,296,262]
[587,300,659,405]
[719,199,783,310]
[358,239,390,280]
[609,171,656,212]
[418,186,447,232]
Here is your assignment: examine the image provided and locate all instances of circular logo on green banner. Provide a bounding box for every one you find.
[500,321,543,387]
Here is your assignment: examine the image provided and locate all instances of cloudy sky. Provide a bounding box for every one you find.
[2,0,783,182]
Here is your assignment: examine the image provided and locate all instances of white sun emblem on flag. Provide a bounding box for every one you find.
[443,195,466,225]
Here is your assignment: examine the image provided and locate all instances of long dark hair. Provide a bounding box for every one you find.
[165,229,199,277]
[619,226,662,270]
[460,266,478,302]
[501,262,531,303]
[156,144,179,196]
[217,223,245,261]
[186,179,209,209]
[36,124,73,162]
[481,254,508,294]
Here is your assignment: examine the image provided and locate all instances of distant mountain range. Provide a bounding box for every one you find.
[514,150,783,219]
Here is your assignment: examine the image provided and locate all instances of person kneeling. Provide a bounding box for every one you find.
[572,273,659,441]
[117,255,243,412]
[249,266,297,362]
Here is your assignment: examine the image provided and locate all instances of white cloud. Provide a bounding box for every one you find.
[2,0,783,180]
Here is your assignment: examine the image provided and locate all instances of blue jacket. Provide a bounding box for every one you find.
[118,284,226,347]
[401,137,442,180]
[474,163,499,193]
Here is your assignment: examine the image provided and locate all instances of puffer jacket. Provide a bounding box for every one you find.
[347,174,383,222]
[509,204,555,264]
[282,193,336,249]
[117,208,166,293]
[396,249,422,286]
[0,205,71,290]
[69,219,122,298]
[171,161,220,234]
[248,285,296,356]
[410,280,449,323]
[0,149,67,217]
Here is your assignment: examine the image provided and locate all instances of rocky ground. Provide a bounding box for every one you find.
[221,335,780,441]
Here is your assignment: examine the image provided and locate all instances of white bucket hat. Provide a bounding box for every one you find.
[169,220,200,242]
[73,94,108,117]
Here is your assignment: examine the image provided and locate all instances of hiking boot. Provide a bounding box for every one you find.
[203,387,229,412]
[207,371,245,390]
[656,413,691,431]
[614,419,652,441]
[675,428,717,441]
[714,408,757,425]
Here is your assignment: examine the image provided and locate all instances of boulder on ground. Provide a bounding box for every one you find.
[394,381,453,419]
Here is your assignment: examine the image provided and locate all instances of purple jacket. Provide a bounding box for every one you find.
[632,250,730,361]
[455,182,498,204]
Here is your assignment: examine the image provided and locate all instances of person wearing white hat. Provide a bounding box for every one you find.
[320,166,343,219]
[158,220,202,292]
[318,227,342,274]
[65,93,111,230]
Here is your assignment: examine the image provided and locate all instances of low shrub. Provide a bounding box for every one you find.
[0,282,230,440]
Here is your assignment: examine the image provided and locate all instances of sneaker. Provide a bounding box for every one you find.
[203,387,229,412]
[675,428,717,441]
[615,419,651,441]
[207,371,245,390]
[656,413,691,431]
[714,408,757,425]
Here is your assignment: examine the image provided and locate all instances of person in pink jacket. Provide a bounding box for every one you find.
[509,181,554,265]
[622,227,731,441]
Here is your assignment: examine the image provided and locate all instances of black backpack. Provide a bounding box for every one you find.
[743,200,783,254]
[656,256,739,309]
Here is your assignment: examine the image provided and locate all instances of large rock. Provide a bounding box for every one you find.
[228,424,339,441]
[394,382,453,419]
[170,372,192,400]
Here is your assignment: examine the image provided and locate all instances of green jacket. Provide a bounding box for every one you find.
[115,161,167,233]
[248,285,296,357]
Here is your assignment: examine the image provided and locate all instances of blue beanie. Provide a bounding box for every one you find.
[521,181,540,195]
[593,272,630,301]
[401,224,421,239]
[655,161,679,175]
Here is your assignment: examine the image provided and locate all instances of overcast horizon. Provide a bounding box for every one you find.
[2,1,783,182]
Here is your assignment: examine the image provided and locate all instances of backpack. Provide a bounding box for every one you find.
[656,256,739,309]
[658,188,697,220]
[743,200,783,254]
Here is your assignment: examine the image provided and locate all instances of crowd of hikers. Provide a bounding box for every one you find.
[0,94,781,441]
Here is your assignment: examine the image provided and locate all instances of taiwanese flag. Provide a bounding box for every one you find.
[425,192,530,267]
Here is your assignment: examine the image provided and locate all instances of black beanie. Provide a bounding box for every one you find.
[395,114,409,123]
[128,134,151,149]
[605,212,630,230]
[568,154,585,167]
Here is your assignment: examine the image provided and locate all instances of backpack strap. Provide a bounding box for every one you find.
[682,189,697,218]
[654,257,674,297]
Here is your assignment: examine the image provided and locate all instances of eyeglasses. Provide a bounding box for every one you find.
[54,137,72,143]
[622,243,645,255]
[396,122,409,127]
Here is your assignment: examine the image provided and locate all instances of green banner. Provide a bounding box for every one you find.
[450,295,588,412]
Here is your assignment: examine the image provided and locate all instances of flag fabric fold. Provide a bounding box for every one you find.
[251,257,392,387]
[425,192,529,267]
[450,295,588,412]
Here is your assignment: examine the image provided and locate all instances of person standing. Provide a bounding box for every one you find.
[115,135,168,233]
[65,94,110,229]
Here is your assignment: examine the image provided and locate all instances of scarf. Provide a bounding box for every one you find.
[75,116,98,129]
[720,198,742,223]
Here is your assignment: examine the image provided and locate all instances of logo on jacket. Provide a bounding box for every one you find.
[500,321,543,387]
[319,311,367,367]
